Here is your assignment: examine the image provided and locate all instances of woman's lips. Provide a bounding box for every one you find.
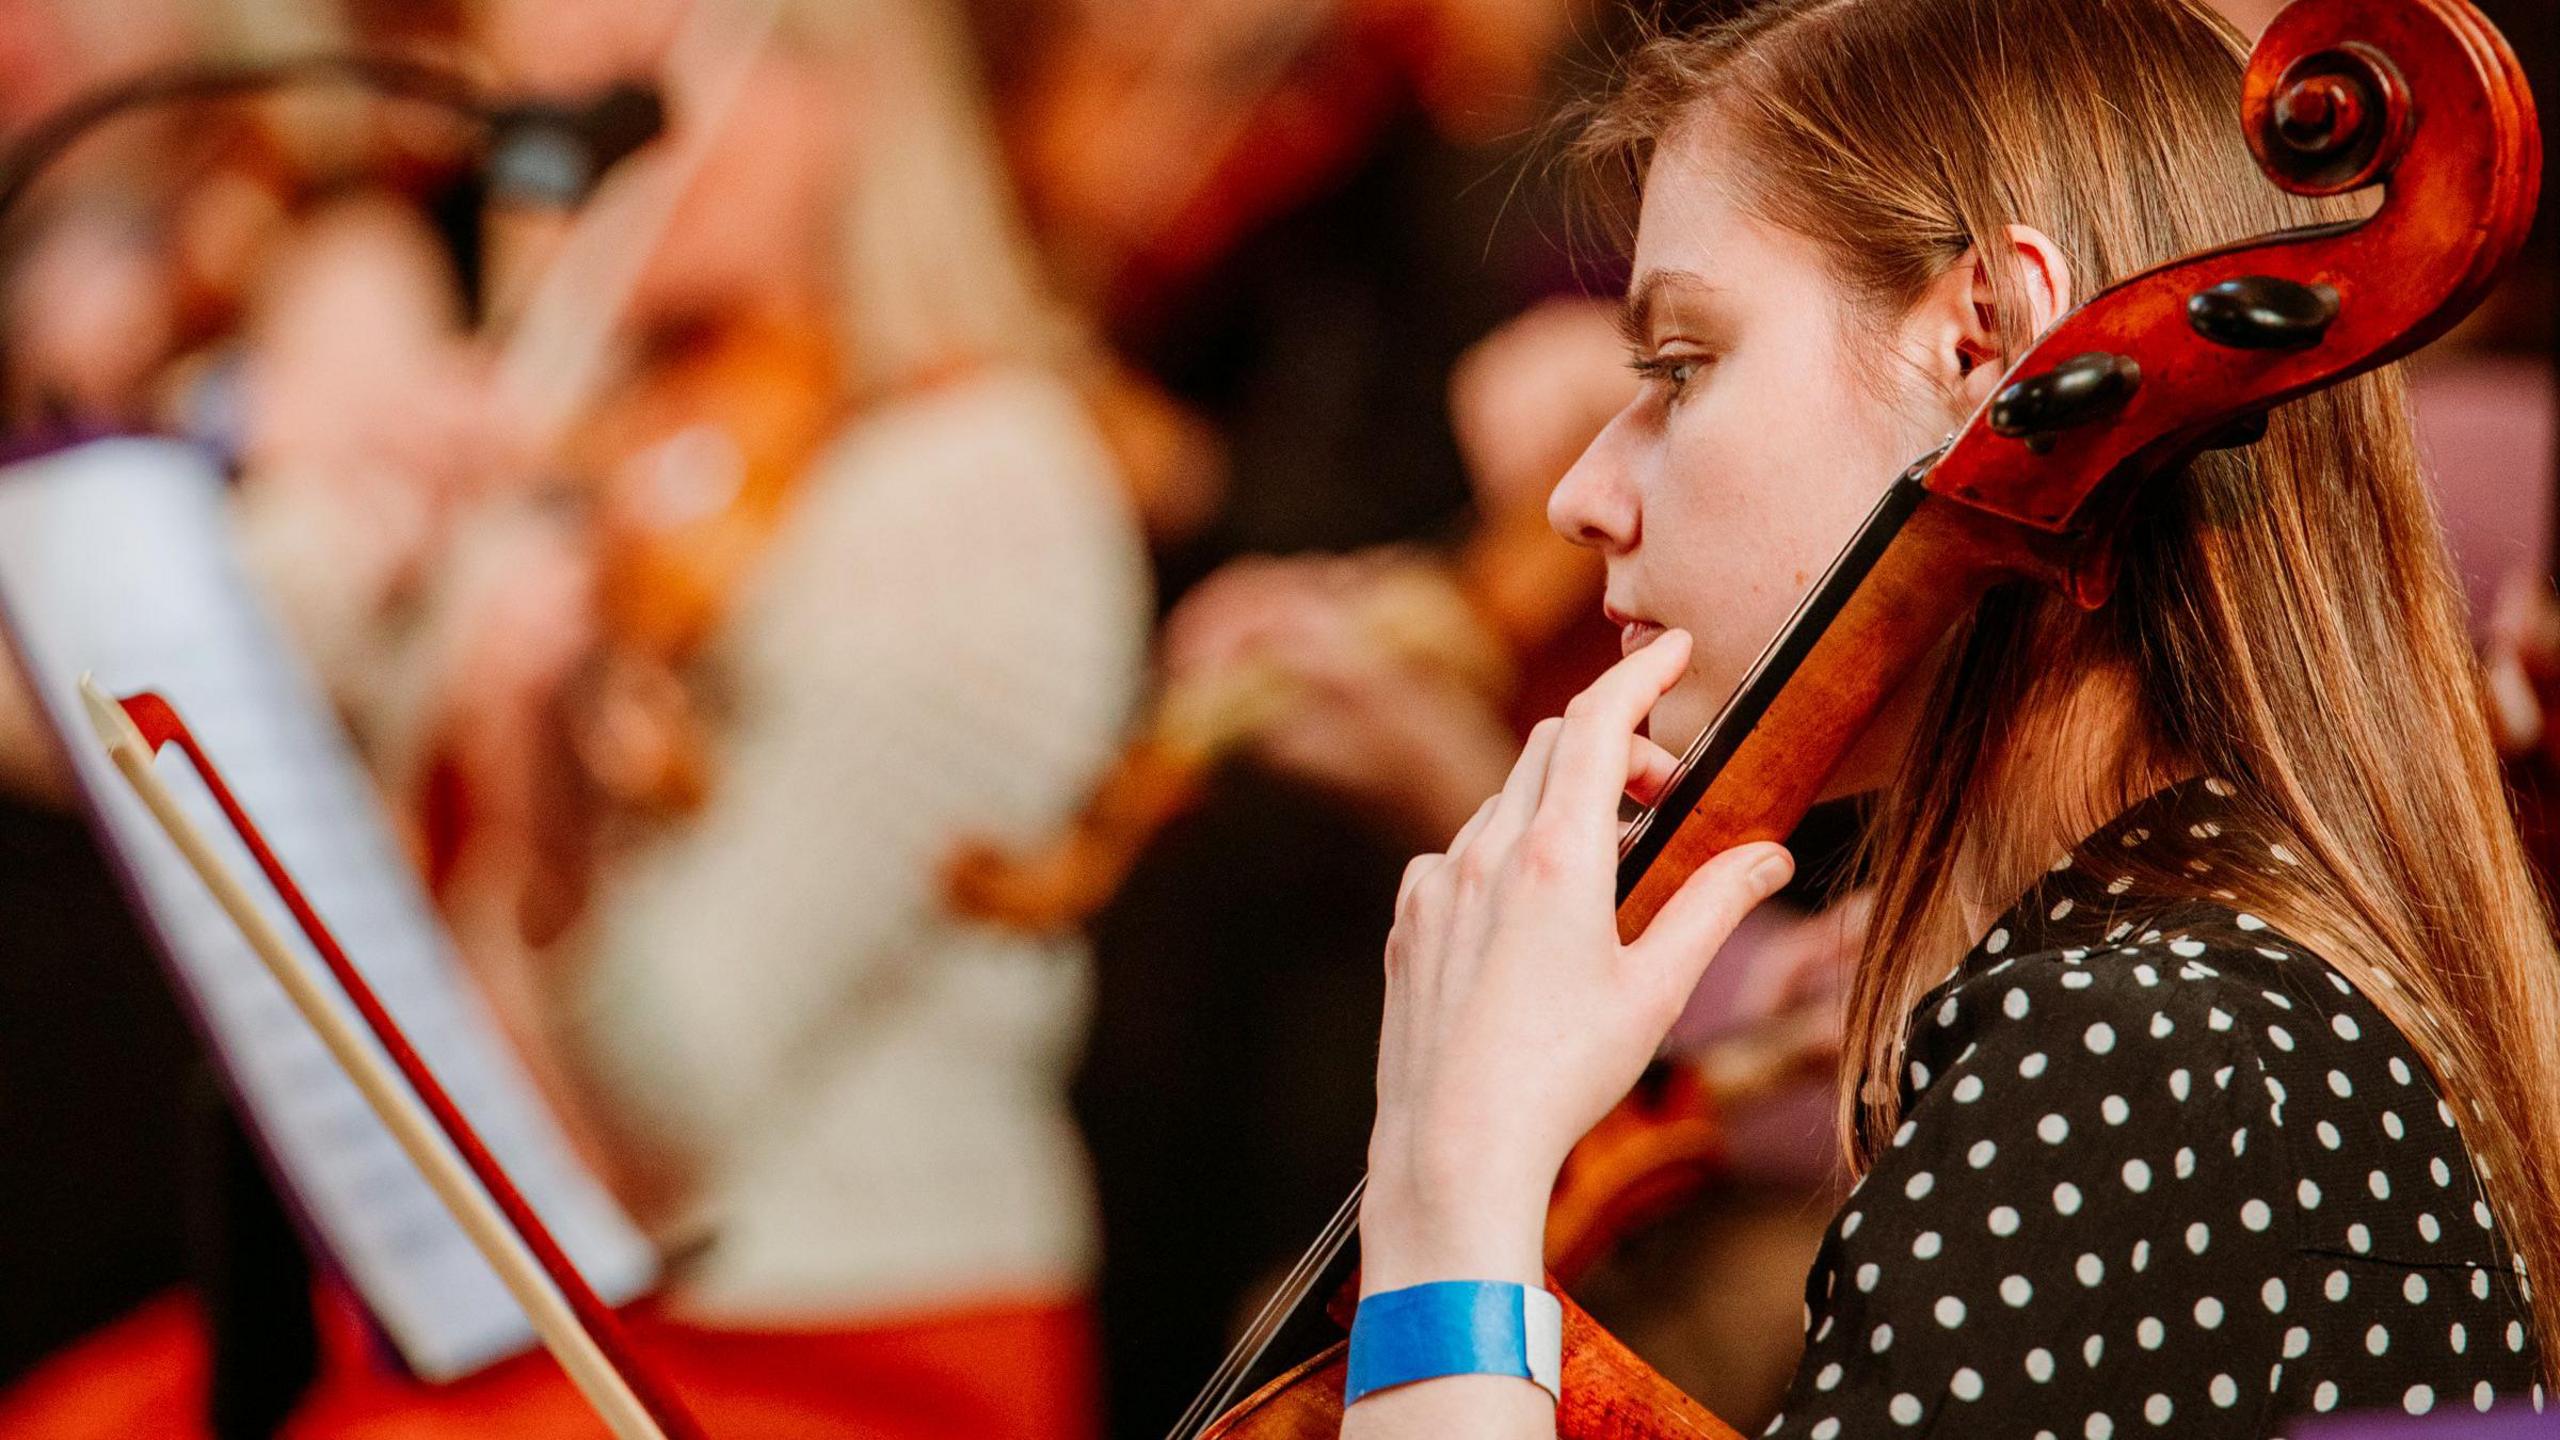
[1618,619,1667,657]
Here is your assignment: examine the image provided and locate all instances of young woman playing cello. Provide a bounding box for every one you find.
[1343,0,2559,1435]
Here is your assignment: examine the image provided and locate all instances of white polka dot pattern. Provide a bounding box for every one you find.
[1764,780,2540,1438]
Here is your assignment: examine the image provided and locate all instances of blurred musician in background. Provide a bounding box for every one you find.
[2,0,1151,1435]
[320,0,1151,1433]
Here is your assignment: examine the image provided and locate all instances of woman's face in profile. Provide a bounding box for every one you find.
[1549,116,1959,754]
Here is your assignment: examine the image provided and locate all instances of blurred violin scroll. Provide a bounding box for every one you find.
[1006,0,1585,324]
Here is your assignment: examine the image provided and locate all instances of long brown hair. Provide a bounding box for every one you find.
[1578,0,2560,1374]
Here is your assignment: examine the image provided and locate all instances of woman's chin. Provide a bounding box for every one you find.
[1645,697,1710,755]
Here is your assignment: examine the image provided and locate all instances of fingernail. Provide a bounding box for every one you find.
[1748,846,1795,893]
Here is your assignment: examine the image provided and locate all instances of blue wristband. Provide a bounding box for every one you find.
[1343,1280,1564,1407]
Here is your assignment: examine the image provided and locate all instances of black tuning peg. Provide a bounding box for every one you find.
[1990,352,2143,454]
[2188,276,2340,351]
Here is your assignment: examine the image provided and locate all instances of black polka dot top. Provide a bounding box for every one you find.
[1764,777,2545,1439]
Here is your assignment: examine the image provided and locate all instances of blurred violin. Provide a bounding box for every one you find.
[414,0,836,914]
[1009,0,1568,326]
[1179,1,2544,1433]
[416,317,851,936]
[553,306,846,816]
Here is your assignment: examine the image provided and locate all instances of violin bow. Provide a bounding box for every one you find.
[493,0,786,452]
[79,677,710,1440]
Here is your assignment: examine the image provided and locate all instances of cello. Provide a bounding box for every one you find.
[1173,0,2544,1432]
[87,0,2541,1436]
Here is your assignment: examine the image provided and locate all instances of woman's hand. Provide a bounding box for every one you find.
[2486,567,2560,763]
[1359,629,1796,1293]
[1162,551,1520,845]
[1447,297,1640,521]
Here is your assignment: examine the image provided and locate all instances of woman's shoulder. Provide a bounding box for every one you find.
[1912,892,2422,1118]
[1903,904,2337,1132]
[1906,903,2519,1276]
[1903,777,2423,1130]
[1915,901,2362,1073]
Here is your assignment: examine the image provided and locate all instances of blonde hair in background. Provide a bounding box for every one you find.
[1579,0,2560,1379]
[486,0,1087,432]
[785,0,1083,397]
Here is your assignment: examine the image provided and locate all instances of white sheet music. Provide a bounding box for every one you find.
[0,438,656,1380]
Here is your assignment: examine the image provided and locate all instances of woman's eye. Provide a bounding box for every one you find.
[1630,352,1713,399]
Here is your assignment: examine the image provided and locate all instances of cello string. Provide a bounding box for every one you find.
[1166,1174,1366,1439]
[1162,617,1741,1438]
[1168,1201,1357,1440]
[1164,1179,1360,1439]
[1161,699,1718,1438]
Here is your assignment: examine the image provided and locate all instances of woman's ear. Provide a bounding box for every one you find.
[1919,223,2076,415]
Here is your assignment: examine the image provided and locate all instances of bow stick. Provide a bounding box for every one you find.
[493,0,787,452]
[80,676,708,1440]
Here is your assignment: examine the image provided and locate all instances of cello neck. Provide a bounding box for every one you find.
[1614,468,2041,941]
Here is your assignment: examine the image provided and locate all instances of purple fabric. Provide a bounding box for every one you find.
[0,420,120,468]
[1658,902,1846,1188]
[2408,356,2557,634]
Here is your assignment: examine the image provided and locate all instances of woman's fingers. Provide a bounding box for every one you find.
[1163,556,1338,676]
[1395,850,1444,916]
[1439,792,1502,869]
[1629,841,1796,1007]
[1624,733,1682,809]
[1538,630,1693,839]
[1471,717,1563,863]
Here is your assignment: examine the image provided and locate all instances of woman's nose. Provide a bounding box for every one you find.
[1548,411,1642,554]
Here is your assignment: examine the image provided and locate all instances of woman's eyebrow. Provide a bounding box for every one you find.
[1616,268,1719,347]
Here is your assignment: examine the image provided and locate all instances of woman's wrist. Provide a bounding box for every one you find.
[1358,1151,1550,1295]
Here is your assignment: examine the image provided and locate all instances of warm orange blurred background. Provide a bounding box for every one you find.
[0,2,2544,1437]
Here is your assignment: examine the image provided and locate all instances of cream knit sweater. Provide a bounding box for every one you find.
[561,366,1150,1321]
